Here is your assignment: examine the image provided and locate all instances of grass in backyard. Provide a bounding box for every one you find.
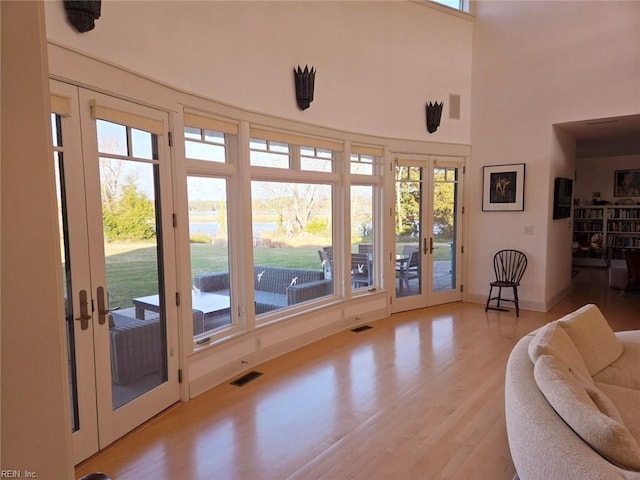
[102,241,453,308]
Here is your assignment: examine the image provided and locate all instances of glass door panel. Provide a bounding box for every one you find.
[50,80,100,464]
[80,89,181,449]
[53,83,180,462]
[428,160,463,304]
[96,145,168,409]
[431,167,457,293]
[53,115,80,432]
[394,165,423,300]
[392,156,464,312]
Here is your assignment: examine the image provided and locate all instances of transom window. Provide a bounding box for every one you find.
[184,127,226,162]
[351,153,376,175]
[430,0,465,11]
[183,112,238,163]
[249,139,290,168]
[300,146,333,172]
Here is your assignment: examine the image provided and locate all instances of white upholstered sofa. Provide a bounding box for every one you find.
[505,304,640,480]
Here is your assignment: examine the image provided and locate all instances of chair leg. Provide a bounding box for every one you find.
[485,286,492,311]
[513,286,520,317]
[496,286,503,309]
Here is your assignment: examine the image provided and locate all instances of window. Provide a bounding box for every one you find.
[350,145,383,292]
[300,146,333,172]
[350,153,375,175]
[250,180,334,316]
[185,127,226,162]
[183,112,238,163]
[350,185,374,290]
[187,176,232,335]
[248,129,342,318]
[430,0,465,11]
[249,139,289,168]
[183,112,238,340]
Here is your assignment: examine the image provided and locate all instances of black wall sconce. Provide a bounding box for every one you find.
[293,65,316,110]
[64,0,101,33]
[425,101,444,133]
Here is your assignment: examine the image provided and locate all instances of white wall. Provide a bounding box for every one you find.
[575,155,640,206]
[469,1,640,310]
[1,1,73,477]
[44,1,472,144]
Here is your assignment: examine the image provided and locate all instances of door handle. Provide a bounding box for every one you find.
[429,237,434,254]
[97,286,115,325]
[423,237,428,254]
[74,289,91,330]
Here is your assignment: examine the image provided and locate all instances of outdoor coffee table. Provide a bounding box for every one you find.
[133,292,231,331]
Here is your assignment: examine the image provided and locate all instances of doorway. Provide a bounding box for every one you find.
[51,80,180,464]
[392,155,464,313]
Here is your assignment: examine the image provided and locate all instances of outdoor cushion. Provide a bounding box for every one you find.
[534,354,640,471]
[556,304,623,376]
[528,321,591,382]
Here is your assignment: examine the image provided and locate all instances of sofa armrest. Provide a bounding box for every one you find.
[287,279,333,305]
[194,272,230,293]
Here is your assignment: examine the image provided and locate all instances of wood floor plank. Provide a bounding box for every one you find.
[76,268,640,480]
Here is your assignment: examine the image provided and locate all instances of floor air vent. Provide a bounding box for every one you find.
[230,371,263,387]
[351,325,373,333]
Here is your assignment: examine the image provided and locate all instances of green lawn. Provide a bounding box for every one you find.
[103,241,453,308]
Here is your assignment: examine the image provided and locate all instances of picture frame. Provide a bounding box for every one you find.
[482,163,525,211]
[614,169,640,197]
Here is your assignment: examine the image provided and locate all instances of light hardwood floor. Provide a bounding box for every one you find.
[76,268,640,480]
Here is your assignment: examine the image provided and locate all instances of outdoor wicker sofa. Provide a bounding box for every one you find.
[194,265,333,314]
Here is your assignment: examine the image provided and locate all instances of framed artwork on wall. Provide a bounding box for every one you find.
[482,163,525,211]
[614,169,640,197]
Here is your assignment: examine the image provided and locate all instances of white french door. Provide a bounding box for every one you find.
[51,80,180,464]
[391,155,464,313]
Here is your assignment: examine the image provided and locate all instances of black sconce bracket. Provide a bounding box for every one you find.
[294,65,316,111]
[64,0,101,33]
[426,101,444,133]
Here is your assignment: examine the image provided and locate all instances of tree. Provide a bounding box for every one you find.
[432,181,454,240]
[103,182,156,241]
[252,182,331,236]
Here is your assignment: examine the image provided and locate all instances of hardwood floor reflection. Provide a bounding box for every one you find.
[76,268,640,480]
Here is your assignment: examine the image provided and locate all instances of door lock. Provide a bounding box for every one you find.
[96,286,118,325]
[74,289,91,330]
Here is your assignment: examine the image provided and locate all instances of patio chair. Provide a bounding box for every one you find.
[485,249,527,317]
[396,250,420,294]
[351,252,372,288]
[318,248,333,279]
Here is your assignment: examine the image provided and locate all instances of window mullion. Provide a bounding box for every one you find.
[291,144,301,170]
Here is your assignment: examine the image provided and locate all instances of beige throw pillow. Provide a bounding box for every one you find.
[557,304,623,375]
[528,321,591,382]
[534,354,640,471]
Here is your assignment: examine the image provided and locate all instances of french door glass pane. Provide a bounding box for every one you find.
[395,165,422,297]
[350,185,374,291]
[432,167,458,292]
[52,113,80,432]
[96,120,167,410]
[251,181,334,316]
[188,176,232,335]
